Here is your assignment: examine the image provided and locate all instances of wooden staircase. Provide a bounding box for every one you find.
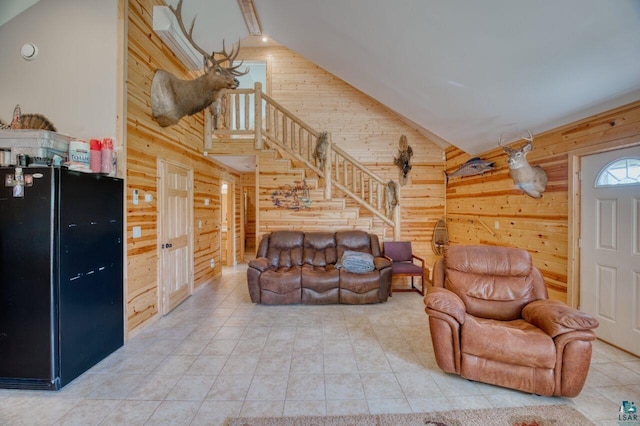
[208,82,400,239]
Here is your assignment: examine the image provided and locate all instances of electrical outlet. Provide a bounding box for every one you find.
[494,221,500,229]
[144,193,153,202]
[210,259,215,268]
[198,220,203,229]
[204,198,210,206]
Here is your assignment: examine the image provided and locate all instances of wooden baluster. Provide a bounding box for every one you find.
[255,82,262,149]
[282,116,288,149]
[360,170,365,200]
[234,93,240,130]
[244,93,250,130]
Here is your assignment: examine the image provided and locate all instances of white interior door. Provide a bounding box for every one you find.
[581,145,640,356]
[160,161,193,315]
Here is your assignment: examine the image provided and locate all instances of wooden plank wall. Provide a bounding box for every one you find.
[229,47,446,260]
[126,0,240,335]
[445,100,640,302]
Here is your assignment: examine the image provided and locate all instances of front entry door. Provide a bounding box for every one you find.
[580,145,640,356]
[159,161,193,315]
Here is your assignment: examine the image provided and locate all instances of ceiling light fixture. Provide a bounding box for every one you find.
[261,36,268,43]
[152,5,202,70]
[237,0,262,36]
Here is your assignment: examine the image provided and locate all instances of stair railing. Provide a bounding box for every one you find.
[212,82,399,236]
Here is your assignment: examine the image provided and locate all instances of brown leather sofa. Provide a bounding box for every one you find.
[424,244,599,397]
[247,230,392,304]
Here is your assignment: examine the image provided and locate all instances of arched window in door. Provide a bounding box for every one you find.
[595,157,640,187]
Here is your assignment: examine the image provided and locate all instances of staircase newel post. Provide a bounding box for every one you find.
[254,82,263,150]
[324,132,332,200]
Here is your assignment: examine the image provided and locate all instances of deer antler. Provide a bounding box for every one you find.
[169,0,217,67]
[498,134,515,154]
[216,40,248,76]
[521,129,534,142]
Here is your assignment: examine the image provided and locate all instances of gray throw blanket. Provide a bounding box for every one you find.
[338,250,375,274]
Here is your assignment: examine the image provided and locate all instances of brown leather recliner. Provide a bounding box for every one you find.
[424,245,599,397]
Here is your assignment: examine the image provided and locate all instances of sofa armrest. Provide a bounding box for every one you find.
[424,286,465,324]
[522,299,599,338]
[373,256,392,270]
[248,257,270,272]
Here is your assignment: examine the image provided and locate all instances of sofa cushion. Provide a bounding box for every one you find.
[462,315,556,369]
[301,264,339,291]
[336,230,374,259]
[303,232,337,266]
[261,266,302,295]
[266,231,304,268]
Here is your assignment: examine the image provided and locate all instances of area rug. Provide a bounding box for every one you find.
[228,404,593,426]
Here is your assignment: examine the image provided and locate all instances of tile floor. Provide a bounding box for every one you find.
[1,264,638,425]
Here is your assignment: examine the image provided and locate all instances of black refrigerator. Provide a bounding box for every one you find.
[0,166,124,390]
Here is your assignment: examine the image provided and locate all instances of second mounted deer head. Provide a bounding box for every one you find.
[150,0,248,127]
[499,130,548,198]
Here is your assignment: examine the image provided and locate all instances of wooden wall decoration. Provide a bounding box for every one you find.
[394,135,413,185]
[445,100,640,303]
[271,180,311,210]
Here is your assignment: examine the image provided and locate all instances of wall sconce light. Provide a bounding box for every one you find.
[21,43,38,61]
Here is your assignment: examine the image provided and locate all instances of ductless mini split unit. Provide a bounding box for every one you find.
[153,6,202,70]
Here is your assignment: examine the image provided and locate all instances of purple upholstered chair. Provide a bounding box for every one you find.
[383,241,425,296]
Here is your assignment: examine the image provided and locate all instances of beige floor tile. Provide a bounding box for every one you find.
[323,354,358,374]
[283,400,326,417]
[144,400,200,426]
[206,375,253,401]
[165,375,216,401]
[255,353,292,374]
[219,354,260,375]
[325,399,370,416]
[325,374,365,400]
[246,374,289,400]
[361,373,404,399]
[367,397,413,414]
[202,339,238,356]
[126,373,181,401]
[186,355,228,376]
[97,400,160,426]
[240,400,284,418]
[54,399,120,426]
[286,374,325,400]
[290,354,324,375]
[190,400,243,426]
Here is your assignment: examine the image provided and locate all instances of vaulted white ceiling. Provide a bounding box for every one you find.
[5,0,640,156]
[168,0,640,155]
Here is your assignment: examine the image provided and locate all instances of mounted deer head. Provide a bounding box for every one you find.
[499,130,548,198]
[150,0,248,127]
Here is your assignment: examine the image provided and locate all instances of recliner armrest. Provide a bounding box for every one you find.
[248,257,270,272]
[424,286,465,324]
[522,299,599,338]
[373,256,392,270]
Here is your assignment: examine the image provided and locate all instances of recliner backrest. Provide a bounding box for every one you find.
[335,230,379,259]
[444,245,548,320]
[264,231,304,268]
[303,232,337,266]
